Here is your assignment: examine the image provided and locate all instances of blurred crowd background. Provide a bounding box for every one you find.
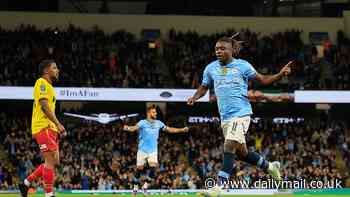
[0,25,349,91]
[0,110,349,190]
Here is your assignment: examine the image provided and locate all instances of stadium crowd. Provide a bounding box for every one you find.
[164,29,350,90]
[0,25,163,88]
[0,25,349,90]
[0,111,349,190]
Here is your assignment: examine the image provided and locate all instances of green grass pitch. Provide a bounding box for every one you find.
[1,194,349,197]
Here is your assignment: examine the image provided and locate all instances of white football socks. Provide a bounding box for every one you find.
[24,179,30,187]
[45,192,54,197]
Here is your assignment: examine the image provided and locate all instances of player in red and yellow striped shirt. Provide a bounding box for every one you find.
[19,60,66,197]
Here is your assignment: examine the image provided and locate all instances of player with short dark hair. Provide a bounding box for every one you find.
[19,60,66,197]
[188,36,293,195]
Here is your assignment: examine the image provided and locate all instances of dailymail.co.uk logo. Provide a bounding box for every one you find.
[59,89,99,98]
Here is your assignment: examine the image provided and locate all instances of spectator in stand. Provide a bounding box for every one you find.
[0,111,347,190]
[0,25,349,90]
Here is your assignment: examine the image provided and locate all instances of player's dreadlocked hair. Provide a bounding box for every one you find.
[217,32,245,58]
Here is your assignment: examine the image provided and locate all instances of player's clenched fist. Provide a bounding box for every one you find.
[57,123,67,137]
[187,97,196,106]
[183,127,189,132]
[123,125,129,131]
[57,123,66,133]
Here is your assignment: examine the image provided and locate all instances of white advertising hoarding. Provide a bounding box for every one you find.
[0,86,209,102]
[294,90,350,103]
[2,87,349,103]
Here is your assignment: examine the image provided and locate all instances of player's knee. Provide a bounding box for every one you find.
[44,160,55,169]
[148,162,158,168]
[236,145,248,160]
[54,157,60,166]
[44,151,58,167]
[137,165,144,171]
[223,140,236,153]
[236,151,246,160]
[54,150,60,166]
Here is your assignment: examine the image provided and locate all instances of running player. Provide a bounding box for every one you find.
[123,105,189,192]
[187,36,293,191]
[19,60,66,197]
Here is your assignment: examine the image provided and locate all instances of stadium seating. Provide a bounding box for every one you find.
[0,112,348,190]
[0,25,349,90]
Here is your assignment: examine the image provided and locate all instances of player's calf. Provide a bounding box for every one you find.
[43,151,58,197]
[133,184,139,197]
[217,152,236,186]
[216,139,241,187]
[238,150,281,180]
[240,151,269,170]
[19,183,29,197]
[142,181,149,196]
[25,163,44,185]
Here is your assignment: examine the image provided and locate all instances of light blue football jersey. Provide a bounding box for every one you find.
[137,119,165,153]
[201,59,257,121]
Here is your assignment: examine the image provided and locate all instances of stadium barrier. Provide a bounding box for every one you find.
[0,86,209,102]
[1,86,350,103]
[294,90,350,103]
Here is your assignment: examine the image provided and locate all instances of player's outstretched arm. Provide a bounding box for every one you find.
[123,125,139,132]
[164,126,189,133]
[39,98,65,133]
[255,60,293,86]
[187,85,208,106]
[248,90,293,102]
